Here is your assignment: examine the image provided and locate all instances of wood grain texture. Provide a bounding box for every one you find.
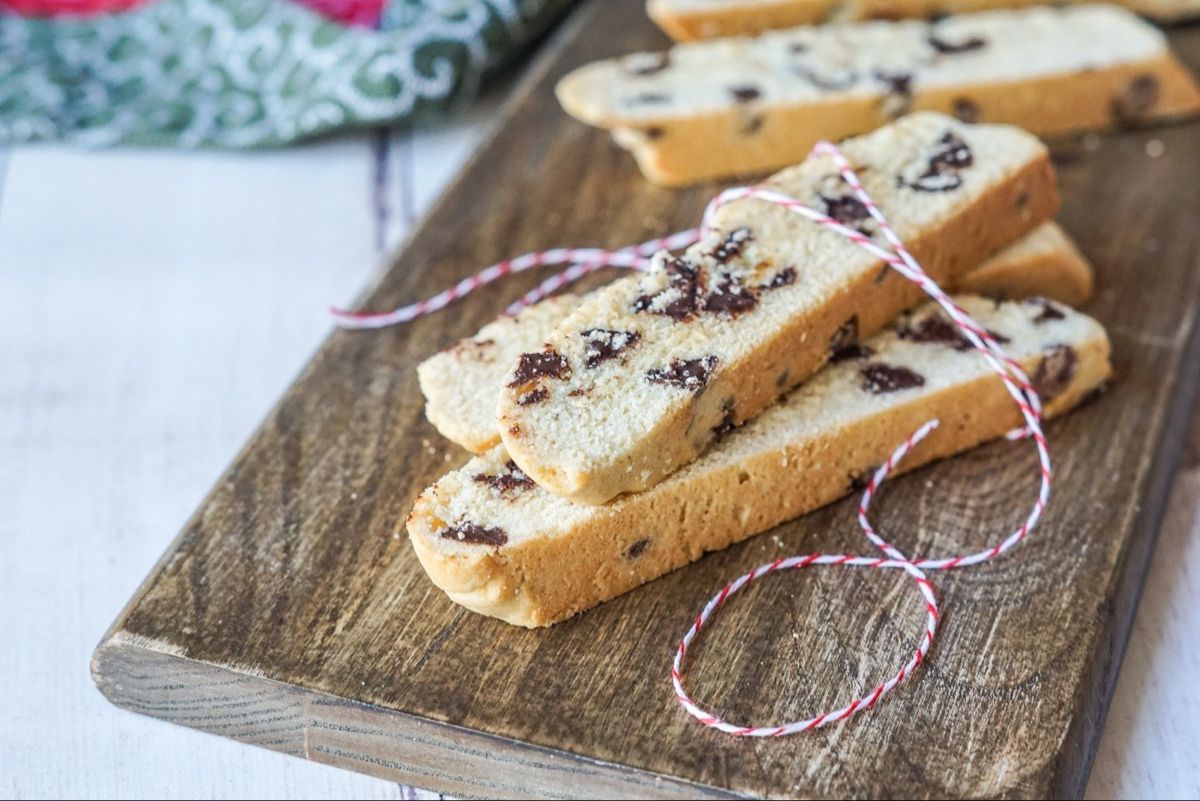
[91,3,1200,798]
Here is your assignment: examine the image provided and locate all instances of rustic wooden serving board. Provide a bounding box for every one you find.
[93,3,1200,797]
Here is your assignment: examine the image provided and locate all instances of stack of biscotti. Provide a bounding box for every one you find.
[558,5,1200,185]
[409,296,1111,626]
[648,0,1200,42]
[406,113,1113,625]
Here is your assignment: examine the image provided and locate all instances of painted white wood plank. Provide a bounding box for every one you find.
[0,140,402,800]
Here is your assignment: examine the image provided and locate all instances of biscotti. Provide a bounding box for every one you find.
[409,296,1113,627]
[560,6,1200,185]
[497,113,1058,504]
[648,0,1200,43]
[418,221,1090,454]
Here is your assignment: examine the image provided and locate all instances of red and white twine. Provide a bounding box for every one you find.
[333,141,1052,735]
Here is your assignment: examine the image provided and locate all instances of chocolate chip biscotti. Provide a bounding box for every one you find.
[560,6,1200,185]
[418,221,1090,454]
[648,0,1200,42]
[497,113,1057,504]
[410,296,1112,627]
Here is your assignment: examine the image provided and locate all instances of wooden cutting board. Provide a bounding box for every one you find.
[92,3,1200,797]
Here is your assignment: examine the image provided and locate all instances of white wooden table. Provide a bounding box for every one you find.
[2,97,1197,798]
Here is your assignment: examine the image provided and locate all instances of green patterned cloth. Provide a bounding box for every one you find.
[0,0,573,147]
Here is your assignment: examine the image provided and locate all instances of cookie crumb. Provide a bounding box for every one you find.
[1082,133,1101,152]
[1145,139,1165,158]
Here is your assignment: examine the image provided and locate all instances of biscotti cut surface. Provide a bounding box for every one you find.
[410,296,1113,627]
[419,221,1090,453]
[417,294,579,454]
[498,113,1057,504]
[648,0,1200,41]
[560,6,1200,185]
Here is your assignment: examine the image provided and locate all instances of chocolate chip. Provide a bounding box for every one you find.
[905,131,974,192]
[646,356,717,394]
[928,32,986,54]
[760,267,797,290]
[795,67,859,91]
[1111,74,1160,126]
[711,227,752,263]
[899,313,969,349]
[822,194,871,229]
[952,98,981,124]
[712,399,737,440]
[860,363,925,394]
[830,316,861,361]
[642,126,665,140]
[899,311,1009,350]
[830,343,874,363]
[703,273,758,317]
[626,539,651,559]
[517,387,548,406]
[875,71,914,118]
[626,52,670,77]
[1032,344,1077,402]
[508,349,570,386]
[633,257,704,321]
[1030,297,1066,324]
[473,460,535,499]
[730,84,762,103]
[776,370,791,388]
[582,328,641,368]
[441,523,508,547]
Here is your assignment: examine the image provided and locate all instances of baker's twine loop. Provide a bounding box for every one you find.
[331,141,1051,735]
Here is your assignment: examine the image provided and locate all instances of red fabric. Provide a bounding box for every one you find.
[292,0,384,27]
[0,0,152,15]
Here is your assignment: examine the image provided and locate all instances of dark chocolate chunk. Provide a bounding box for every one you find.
[441,523,508,547]
[928,32,986,54]
[830,343,875,363]
[822,193,871,229]
[899,311,1009,350]
[860,363,925,394]
[1030,297,1066,324]
[760,266,797,290]
[643,125,666,140]
[626,538,652,559]
[730,84,762,103]
[626,52,670,77]
[633,257,704,321]
[582,328,641,368]
[875,71,914,118]
[517,387,549,406]
[508,349,570,386]
[711,227,752,263]
[703,273,759,317]
[794,66,859,91]
[1032,344,1077,402]
[830,316,861,361]
[646,356,718,394]
[473,460,535,498]
[906,131,974,192]
[952,97,981,124]
[1111,74,1160,126]
[712,399,737,440]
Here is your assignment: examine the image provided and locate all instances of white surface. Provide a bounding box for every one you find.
[0,104,1196,799]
